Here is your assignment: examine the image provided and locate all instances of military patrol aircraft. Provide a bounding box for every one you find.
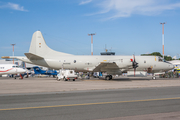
[2,31,174,80]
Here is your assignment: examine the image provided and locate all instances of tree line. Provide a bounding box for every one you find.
[141,52,178,61]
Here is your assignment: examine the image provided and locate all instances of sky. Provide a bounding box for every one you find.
[0,0,180,58]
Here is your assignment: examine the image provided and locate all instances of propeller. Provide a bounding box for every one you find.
[132,55,138,77]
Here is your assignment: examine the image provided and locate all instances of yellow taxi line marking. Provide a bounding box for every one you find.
[1,97,180,111]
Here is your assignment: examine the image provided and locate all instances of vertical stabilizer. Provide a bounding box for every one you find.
[29,31,48,57]
[28,31,72,58]
[33,66,42,74]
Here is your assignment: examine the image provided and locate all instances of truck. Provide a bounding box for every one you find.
[57,69,78,81]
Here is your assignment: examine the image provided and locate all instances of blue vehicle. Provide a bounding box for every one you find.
[33,66,58,77]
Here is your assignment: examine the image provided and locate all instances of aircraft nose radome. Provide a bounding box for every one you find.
[173,65,175,69]
[18,68,26,73]
[170,64,175,69]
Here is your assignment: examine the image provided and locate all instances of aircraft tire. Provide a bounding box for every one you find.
[63,77,67,81]
[73,79,75,81]
[105,75,111,80]
[109,75,112,80]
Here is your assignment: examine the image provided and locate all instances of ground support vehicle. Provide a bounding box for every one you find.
[57,69,77,81]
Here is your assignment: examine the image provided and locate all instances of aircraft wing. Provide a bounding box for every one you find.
[93,62,119,72]
[93,59,133,73]
[24,53,44,60]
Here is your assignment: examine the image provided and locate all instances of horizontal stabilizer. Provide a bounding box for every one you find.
[1,56,11,59]
[25,53,44,60]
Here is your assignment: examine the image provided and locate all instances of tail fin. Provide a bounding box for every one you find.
[28,31,72,58]
[20,61,26,69]
[33,66,44,74]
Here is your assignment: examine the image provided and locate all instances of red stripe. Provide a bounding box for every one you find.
[0,68,14,72]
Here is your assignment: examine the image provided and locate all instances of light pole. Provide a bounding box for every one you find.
[160,22,166,59]
[11,44,15,64]
[88,33,96,55]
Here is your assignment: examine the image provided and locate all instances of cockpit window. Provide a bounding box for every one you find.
[12,66,19,68]
[158,57,166,62]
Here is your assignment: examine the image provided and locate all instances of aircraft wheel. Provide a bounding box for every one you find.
[109,75,113,80]
[152,76,156,80]
[105,76,109,80]
[73,79,75,81]
[63,78,67,81]
[105,75,110,80]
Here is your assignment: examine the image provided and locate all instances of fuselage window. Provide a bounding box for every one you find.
[74,60,76,63]
[144,61,146,63]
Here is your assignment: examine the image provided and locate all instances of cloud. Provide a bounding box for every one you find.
[79,0,92,5]
[86,0,180,20]
[0,2,28,12]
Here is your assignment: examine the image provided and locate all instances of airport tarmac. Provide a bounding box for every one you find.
[1,86,180,120]
[1,76,180,95]
[1,77,180,120]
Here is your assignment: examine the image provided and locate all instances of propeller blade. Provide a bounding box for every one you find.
[132,54,138,77]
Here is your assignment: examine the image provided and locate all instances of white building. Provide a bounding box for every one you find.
[169,60,180,69]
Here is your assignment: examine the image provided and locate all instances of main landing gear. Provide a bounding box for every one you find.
[105,75,113,80]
